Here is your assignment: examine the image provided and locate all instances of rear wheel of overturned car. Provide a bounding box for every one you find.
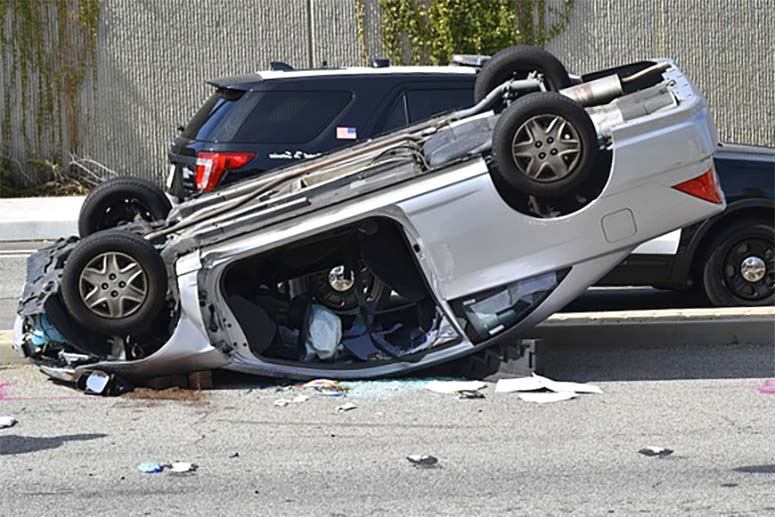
[491,92,599,199]
[61,230,168,335]
[474,45,571,104]
[78,176,172,237]
[702,221,774,307]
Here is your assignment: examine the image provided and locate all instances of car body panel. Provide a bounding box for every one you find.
[599,142,774,290]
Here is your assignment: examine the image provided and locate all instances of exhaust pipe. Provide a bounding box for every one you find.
[560,75,623,106]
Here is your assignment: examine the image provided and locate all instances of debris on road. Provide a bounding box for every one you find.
[229,452,240,459]
[495,374,602,394]
[754,379,775,394]
[138,461,199,474]
[638,447,674,458]
[291,394,310,403]
[82,370,133,396]
[458,390,485,400]
[0,416,17,429]
[517,391,577,403]
[298,379,349,396]
[495,374,601,403]
[169,462,198,474]
[274,399,292,408]
[275,394,311,407]
[138,462,163,474]
[407,455,439,468]
[336,402,357,412]
[425,380,487,394]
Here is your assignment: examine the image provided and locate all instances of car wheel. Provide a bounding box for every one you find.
[491,92,599,199]
[61,231,168,335]
[702,221,774,307]
[307,265,390,314]
[474,45,571,103]
[78,176,172,237]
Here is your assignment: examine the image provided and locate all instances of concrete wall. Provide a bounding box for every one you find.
[2,0,773,186]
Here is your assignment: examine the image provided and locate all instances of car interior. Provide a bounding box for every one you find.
[221,217,461,365]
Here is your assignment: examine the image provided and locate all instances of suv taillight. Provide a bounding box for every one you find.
[195,151,255,192]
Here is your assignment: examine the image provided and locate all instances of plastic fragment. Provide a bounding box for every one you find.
[274,399,291,407]
[138,462,163,474]
[755,379,775,394]
[169,462,198,473]
[425,380,487,394]
[407,455,439,468]
[0,416,17,429]
[458,390,485,399]
[85,371,111,395]
[336,402,357,412]
[638,446,674,457]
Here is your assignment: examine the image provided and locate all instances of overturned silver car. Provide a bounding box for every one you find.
[15,46,724,384]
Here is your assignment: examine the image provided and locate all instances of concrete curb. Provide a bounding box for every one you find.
[528,306,775,347]
[0,196,83,241]
[3,307,773,368]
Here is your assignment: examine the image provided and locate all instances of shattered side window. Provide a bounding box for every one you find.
[451,270,568,343]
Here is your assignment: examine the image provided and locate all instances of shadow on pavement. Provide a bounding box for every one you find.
[0,433,107,455]
[536,341,774,382]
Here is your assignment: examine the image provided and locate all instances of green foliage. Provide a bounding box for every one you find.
[0,0,101,193]
[359,0,573,65]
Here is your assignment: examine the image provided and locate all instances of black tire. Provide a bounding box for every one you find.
[491,92,599,199]
[78,176,172,237]
[61,231,168,335]
[701,221,774,307]
[474,45,571,103]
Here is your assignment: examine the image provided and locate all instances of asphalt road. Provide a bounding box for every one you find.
[1,362,774,516]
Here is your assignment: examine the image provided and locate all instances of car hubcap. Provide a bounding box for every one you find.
[79,252,148,318]
[740,256,766,283]
[723,238,774,301]
[328,265,355,292]
[511,115,582,182]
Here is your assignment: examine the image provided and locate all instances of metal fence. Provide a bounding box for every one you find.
[1,0,773,188]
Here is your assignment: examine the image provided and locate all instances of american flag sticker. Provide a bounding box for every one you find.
[336,126,358,140]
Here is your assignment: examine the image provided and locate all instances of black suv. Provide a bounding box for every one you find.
[78,63,477,237]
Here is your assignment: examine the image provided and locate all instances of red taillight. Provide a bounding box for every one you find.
[195,151,255,192]
[672,168,724,204]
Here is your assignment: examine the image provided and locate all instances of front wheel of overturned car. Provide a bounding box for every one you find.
[61,231,168,336]
[491,92,599,199]
[701,221,774,307]
[78,176,172,237]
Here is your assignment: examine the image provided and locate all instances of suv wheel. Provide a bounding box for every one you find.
[702,220,774,306]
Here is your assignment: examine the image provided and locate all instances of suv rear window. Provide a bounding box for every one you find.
[183,89,353,144]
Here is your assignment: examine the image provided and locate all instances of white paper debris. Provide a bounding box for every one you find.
[495,374,602,396]
[534,374,603,394]
[291,395,310,403]
[639,446,674,457]
[169,462,198,473]
[336,402,357,412]
[85,371,110,395]
[0,416,17,429]
[274,399,291,407]
[517,391,577,403]
[494,376,545,393]
[425,380,487,394]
